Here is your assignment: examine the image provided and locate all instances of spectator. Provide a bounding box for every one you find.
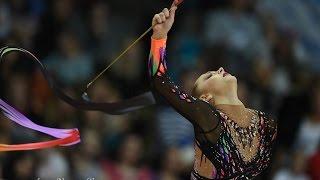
[0,0,11,40]
[102,134,154,180]
[73,129,106,180]
[45,30,94,86]
[36,149,70,179]
[295,86,320,157]
[307,141,320,180]
[273,152,310,180]
[158,148,183,180]
[204,0,269,60]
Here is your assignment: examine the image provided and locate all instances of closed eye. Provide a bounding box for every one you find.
[205,74,212,80]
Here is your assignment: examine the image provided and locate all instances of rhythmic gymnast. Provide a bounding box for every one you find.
[0,2,277,177]
[148,4,277,179]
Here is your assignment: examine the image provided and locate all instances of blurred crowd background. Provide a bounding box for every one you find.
[0,0,320,179]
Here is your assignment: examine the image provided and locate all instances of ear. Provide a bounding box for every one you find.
[199,93,213,103]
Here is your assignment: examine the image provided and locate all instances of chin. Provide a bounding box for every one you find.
[226,75,237,82]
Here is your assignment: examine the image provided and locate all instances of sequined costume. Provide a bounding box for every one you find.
[148,38,277,179]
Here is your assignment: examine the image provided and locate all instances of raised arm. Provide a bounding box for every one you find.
[148,6,220,133]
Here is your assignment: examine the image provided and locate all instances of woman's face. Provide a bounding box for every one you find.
[194,67,237,99]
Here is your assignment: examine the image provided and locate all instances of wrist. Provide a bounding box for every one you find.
[152,33,167,40]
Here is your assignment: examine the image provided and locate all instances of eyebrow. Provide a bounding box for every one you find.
[204,73,212,79]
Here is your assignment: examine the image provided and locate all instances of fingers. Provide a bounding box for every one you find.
[153,13,165,24]
[159,12,166,22]
[169,6,177,19]
[163,8,170,18]
[169,1,178,19]
[153,0,181,25]
[153,9,170,24]
[153,14,162,24]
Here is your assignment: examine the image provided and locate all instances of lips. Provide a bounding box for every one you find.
[223,72,229,77]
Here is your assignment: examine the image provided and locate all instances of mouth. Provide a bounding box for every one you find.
[223,72,229,77]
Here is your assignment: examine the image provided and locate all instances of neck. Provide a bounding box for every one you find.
[211,94,243,106]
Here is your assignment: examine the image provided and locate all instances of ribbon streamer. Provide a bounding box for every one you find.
[0,98,80,151]
[0,47,156,115]
[0,47,154,151]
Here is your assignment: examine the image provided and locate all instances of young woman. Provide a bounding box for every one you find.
[148,4,277,179]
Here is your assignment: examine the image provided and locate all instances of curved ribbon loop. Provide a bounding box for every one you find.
[0,98,80,151]
[0,46,155,151]
[0,47,156,115]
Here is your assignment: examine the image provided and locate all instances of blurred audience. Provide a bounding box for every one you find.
[36,150,70,179]
[307,141,320,180]
[295,85,320,157]
[273,152,310,180]
[45,30,94,86]
[102,134,154,180]
[158,148,183,180]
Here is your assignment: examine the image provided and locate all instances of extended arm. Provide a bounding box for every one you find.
[148,8,220,132]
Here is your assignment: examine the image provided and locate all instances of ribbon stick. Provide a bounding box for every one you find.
[83,0,184,93]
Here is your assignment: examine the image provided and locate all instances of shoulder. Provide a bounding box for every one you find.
[248,109,278,133]
[249,109,277,123]
[255,110,278,136]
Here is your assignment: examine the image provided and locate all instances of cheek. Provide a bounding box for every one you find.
[209,76,224,86]
[206,77,224,91]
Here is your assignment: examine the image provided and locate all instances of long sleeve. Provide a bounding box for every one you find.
[148,38,220,133]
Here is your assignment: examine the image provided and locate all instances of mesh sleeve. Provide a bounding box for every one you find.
[148,38,220,133]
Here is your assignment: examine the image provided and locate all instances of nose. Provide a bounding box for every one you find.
[218,67,224,74]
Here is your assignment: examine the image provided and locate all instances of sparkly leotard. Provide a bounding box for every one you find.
[148,38,277,179]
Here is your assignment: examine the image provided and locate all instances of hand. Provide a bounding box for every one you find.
[152,5,177,39]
